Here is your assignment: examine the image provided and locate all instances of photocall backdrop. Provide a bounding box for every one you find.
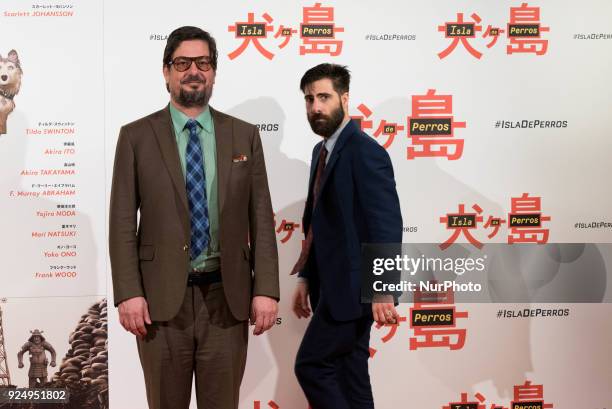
[0,0,611,408]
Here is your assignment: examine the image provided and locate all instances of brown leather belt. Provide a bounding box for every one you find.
[187,270,221,286]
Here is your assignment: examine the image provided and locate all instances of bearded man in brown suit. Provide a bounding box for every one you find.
[109,26,279,409]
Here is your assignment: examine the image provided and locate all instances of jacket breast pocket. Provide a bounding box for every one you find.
[231,160,251,174]
[230,161,251,194]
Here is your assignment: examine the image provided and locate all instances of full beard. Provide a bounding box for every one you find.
[171,75,212,108]
[308,103,344,138]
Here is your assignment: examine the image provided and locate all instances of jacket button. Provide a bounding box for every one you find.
[183,244,189,252]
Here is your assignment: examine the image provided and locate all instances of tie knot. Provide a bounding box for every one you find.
[185,119,199,135]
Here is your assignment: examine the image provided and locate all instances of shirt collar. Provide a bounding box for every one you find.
[169,103,213,134]
[324,117,350,154]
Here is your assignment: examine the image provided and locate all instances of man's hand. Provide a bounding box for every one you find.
[251,296,278,336]
[292,281,311,319]
[118,296,152,339]
[372,294,399,325]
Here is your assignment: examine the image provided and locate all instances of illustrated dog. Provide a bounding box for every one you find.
[0,50,22,135]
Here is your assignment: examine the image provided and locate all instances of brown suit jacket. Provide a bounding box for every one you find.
[109,105,279,322]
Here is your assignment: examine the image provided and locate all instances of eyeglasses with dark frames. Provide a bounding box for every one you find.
[168,56,213,72]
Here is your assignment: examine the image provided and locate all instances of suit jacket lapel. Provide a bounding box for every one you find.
[303,141,324,228]
[309,142,323,185]
[150,105,189,213]
[308,141,324,199]
[211,106,232,214]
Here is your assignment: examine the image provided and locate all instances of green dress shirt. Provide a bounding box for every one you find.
[169,103,220,272]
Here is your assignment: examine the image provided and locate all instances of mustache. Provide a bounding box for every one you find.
[181,74,205,84]
[309,113,329,121]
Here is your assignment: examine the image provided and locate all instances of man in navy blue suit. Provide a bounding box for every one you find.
[291,63,403,409]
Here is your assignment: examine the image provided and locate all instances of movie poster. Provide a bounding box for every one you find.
[0,0,107,407]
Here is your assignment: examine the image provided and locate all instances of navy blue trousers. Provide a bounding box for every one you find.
[294,297,374,409]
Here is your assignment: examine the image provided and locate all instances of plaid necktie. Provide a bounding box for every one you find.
[290,144,328,275]
[185,119,210,260]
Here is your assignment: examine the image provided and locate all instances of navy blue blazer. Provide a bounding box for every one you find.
[299,119,403,321]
